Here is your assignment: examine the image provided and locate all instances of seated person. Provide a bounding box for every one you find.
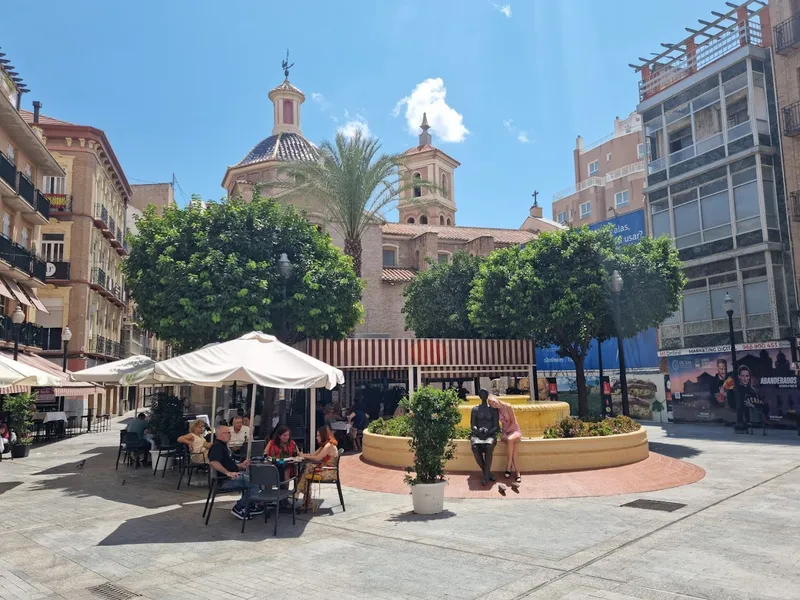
[266,425,299,480]
[0,420,11,455]
[347,402,369,451]
[214,409,227,427]
[296,426,340,507]
[177,419,210,464]
[126,412,156,451]
[228,416,249,454]
[207,425,264,520]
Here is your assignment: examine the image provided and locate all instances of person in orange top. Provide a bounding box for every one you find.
[296,426,340,508]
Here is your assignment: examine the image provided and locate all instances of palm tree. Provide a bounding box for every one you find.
[282,130,430,277]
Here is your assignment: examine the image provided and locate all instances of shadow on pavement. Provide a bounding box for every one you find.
[648,442,701,459]
[98,500,311,545]
[0,481,23,495]
[387,509,457,522]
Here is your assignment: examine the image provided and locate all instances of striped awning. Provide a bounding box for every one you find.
[306,338,535,370]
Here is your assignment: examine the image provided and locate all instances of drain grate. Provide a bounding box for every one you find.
[621,499,686,512]
[87,583,140,600]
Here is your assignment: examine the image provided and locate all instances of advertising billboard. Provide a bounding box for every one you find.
[661,342,798,425]
[588,209,646,244]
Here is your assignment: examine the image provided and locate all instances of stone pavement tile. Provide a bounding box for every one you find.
[519,573,623,599]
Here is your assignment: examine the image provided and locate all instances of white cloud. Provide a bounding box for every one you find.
[392,78,469,143]
[338,113,371,139]
[493,3,512,17]
[311,92,331,111]
[503,118,532,144]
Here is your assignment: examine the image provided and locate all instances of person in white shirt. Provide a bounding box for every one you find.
[228,416,249,452]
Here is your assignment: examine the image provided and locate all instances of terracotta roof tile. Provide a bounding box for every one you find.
[382,267,416,282]
[381,223,536,245]
[19,109,76,126]
[402,144,436,156]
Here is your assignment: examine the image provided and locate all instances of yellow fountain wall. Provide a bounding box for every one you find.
[458,400,570,438]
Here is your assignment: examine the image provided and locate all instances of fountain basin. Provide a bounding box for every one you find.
[458,400,570,438]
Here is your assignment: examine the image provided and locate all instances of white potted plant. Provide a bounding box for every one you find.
[404,386,461,514]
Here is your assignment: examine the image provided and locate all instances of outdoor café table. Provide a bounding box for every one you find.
[329,421,351,434]
[35,411,68,424]
[263,456,304,485]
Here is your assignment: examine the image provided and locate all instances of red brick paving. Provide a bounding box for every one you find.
[339,452,705,499]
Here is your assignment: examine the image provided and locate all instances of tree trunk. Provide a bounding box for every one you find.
[344,236,363,278]
[574,356,589,419]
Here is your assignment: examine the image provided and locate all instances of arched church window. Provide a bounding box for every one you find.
[283,99,294,125]
[439,215,445,225]
[413,173,421,198]
[407,217,415,224]
[420,215,428,225]
[441,173,448,198]
[446,218,452,226]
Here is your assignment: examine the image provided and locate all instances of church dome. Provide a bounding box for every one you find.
[235,132,317,167]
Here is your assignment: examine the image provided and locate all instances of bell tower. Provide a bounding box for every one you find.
[397,113,461,226]
[268,51,305,136]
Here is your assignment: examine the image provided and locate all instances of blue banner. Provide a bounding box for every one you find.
[539,209,657,369]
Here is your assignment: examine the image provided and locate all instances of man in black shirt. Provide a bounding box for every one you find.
[208,425,264,520]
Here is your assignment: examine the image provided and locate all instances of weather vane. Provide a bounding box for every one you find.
[282,49,294,79]
[532,190,539,208]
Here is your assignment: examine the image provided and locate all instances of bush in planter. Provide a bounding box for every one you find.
[146,392,186,446]
[543,415,640,438]
[4,392,37,453]
[402,386,461,485]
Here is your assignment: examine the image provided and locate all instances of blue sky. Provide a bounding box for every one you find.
[3,0,721,227]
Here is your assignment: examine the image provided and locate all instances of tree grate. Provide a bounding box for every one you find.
[87,583,141,600]
[621,499,686,512]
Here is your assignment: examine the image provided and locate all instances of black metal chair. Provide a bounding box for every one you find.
[249,439,266,457]
[244,464,297,535]
[175,444,209,490]
[116,431,148,469]
[303,450,345,513]
[153,433,178,477]
[66,415,79,437]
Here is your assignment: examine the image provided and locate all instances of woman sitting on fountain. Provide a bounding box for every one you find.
[489,395,522,483]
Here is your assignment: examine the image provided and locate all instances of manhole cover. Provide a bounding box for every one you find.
[87,583,140,599]
[621,499,686,512]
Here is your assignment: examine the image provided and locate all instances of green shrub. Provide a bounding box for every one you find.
[4,392,37,445]
[147,393,186,444]
[403,386,461,485]
[543,415,641,439]
[368,415,412,437]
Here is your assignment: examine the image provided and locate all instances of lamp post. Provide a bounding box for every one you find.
[610,270,630,417]
[61,326,72,372]
[277,253,293,429]
[11,305,24,361]
[724,293,746,433]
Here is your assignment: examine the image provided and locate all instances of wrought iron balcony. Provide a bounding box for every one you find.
[17,173,34,207]
[775,12,800,55]
[94,204,109,229]
[91,266,107,289]
[45,193,73,212]
[0,233,44,280]
[783,101,800,137]
[34,189,50,220]
[0,152,17,191]
[19,322,44,348]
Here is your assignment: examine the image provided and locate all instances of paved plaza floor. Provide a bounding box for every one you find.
[0,416,799,600]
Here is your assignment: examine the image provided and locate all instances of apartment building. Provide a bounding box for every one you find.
[123,182,175,360]
[0,52,62,354]
[21,108,131,374]
[634,1,794,350]
[551,113,646,227]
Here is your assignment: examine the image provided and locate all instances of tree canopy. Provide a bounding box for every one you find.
[402,251,483,338]
[469,227,684,417]
[124,194,363,352]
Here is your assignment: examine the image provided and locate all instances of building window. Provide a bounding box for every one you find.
[588,160,599,177]
[672,176,731,249]
[446,218,451,225]
[744,280,770,317]
[2,213,10,238]
[762,166,779,231]
[413,172,422,198]
[439,215,445,225]
[645,116,665,172]
[441,173,449,198]
[437,253,450,264]
[637,143,645,159]
[556,211,568,224]
[283,99,294,125]
[382,247,397,267]
[614,191,630,208]
[732,166,760,233]
[20,227,30,248]
[606,153,612,162]
[42,233,65,262]
[725,74,750,141]
[579,201,592,219]
[420,215,428,224]
[43,176,66,194]
[6,145,14,164]
[407,216,415,224]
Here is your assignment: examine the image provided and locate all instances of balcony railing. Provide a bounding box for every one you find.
[605,161,644,183]
[0,152,16,190]
[109,217,116,237]
[94,204,109,229]
[41,327,63,351]
[90,335,123,358]
[783,101,800,137]
[639,20,764,101]
[791,191,800,222]
[46,260,71,280]
[91,266,107,289]
[775,12,800,55]
[34,189,50,220]
[552,176,605,202]
[17,173,34,207]
[0,319,43,348]
[0,233,45,281]
[44,193,73,212]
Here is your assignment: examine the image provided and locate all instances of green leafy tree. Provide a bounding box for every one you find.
[124,193,363,352]
[402,386,461,484]
[402,251,484,338]
[469,227,684,418]
[282,131,432,277]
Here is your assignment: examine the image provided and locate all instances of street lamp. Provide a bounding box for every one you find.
[277,253,294,430]
[724,292,746,433]
[11,305,24,361]
[62,326,72,373]
[610,270,630,417]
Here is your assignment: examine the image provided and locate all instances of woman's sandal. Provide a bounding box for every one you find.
[515,475,522,484]
[504,470,511,478]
